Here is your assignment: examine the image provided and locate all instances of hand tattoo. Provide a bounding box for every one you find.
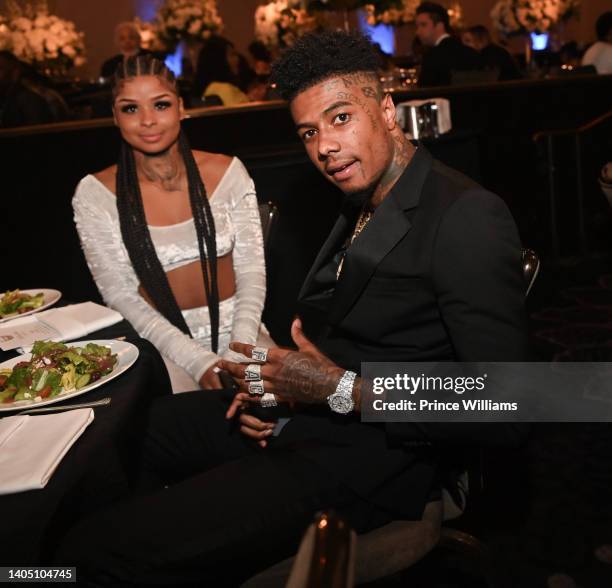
[275,352,344,404]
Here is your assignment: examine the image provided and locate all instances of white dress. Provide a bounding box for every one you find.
[73,157,268,392]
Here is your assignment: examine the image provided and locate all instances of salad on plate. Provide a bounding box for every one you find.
[0,341,118,404]
[0,289,45,319]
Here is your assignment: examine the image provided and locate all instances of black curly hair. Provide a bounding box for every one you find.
[596,11,612,41]
[270,30,382,102]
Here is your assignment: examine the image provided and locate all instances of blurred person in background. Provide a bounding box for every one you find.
[194,36,252,106]
[415,2,481,87]
[559,41,581,68]
[581,11,612,74]
[100,22,152,79]
[247,40,272,76]
[243,40,273,102]
[462,24,521,81]
[0,51,68,127]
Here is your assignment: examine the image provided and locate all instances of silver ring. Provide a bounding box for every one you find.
[251,346,269,363]
[260,392,277,408]
[244,364,261,382]
[248,381,265,396]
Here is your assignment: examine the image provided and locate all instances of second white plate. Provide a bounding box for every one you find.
[0,289,62,323]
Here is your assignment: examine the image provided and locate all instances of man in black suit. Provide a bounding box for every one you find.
[57,31,527,585]
[462,25,521,81]
[416,2,481,86]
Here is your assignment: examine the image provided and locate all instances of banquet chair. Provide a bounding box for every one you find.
[522,248,540,297]
[258,201,278,252]
[245,249,540,587]
[287,511,356,588]
[243,511,356,588]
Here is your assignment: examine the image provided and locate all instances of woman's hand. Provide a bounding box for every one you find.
[199,363,222,390]
[225,392,278,448]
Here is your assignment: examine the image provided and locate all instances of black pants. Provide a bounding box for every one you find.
[55,391,385,587]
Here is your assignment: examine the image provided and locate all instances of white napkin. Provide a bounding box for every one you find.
[0,302,123,351]
[38,302,123,340]
[0,408,94,495]
[396,98,452,136]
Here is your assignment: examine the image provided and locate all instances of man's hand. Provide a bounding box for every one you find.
[219,318,344,405]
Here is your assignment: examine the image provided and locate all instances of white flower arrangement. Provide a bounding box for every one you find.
[0,16,11,51]
[364,1,462,28]
[2,0,86,70]
[446,2,463,29]
[155,0,223,47]
[254,1,313,49]
[491,0,580,36]
[363,1,419,26]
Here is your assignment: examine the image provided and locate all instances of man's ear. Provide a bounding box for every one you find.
[381,93,397,130]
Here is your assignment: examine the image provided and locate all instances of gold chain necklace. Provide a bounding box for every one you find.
[336,208,373,280]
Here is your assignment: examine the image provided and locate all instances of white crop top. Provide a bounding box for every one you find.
[72,157,266,382]
[147,163,237,271]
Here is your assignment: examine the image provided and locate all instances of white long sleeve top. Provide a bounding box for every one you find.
[72,157,266,382]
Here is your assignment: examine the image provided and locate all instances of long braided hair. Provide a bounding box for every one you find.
[112,55,219,352]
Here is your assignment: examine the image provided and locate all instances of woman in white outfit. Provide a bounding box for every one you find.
[73,55,269,392]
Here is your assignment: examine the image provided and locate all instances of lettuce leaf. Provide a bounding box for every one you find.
[31,340,67,357]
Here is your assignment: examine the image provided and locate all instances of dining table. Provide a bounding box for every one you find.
[0,318,172,566]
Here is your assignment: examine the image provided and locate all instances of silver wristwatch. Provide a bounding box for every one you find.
[327,370,357,414]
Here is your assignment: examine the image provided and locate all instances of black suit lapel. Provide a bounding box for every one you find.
[328,146,433,325]
[298,205,359,303]
[328,196,412,324]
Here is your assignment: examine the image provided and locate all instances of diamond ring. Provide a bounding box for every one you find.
[244,364,261,382]
[251,347,269,363]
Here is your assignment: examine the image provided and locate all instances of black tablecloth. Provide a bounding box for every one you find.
[0,321,172,564]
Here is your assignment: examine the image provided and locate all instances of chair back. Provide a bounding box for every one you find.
[522,248,540,297]
[287,511,355,588]
[442,248,539,522]
[258,201,278,251]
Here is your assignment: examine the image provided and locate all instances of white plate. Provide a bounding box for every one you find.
[0,339,139,412]
[0,289,62,323]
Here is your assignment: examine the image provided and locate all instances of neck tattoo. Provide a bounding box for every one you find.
[139,152,183,192]
[370,130,414,207]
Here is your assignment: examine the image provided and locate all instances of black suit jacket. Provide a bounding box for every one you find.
[418,36,482,87]
[277,147,528,518]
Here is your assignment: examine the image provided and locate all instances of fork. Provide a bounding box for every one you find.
[15,397,112,415]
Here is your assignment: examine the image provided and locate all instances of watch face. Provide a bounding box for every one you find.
[329,394,354,414]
